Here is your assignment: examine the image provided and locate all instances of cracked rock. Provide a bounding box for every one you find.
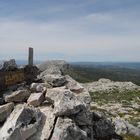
[0,102,14,123]
[0,104,42,140]
[42,74,66,87]
[4,89,31,103]
[46,88,86,117]
[51,117,88,140]
[93,117,116,140]
[29,106,56,140]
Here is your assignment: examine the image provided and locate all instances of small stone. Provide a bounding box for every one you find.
[30,83,48,92]
[27,92,45,107]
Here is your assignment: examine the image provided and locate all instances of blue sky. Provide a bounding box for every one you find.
[0,0,140,62]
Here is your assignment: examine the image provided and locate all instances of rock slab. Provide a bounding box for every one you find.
[51,117,88,140]
[4,89,30,103]
[27,92,44,107]
[0,104,42,140]
[0,102,14,123]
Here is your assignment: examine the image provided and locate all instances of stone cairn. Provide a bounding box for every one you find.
[0,61,122,140]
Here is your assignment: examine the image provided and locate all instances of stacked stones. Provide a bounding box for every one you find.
[0,60,120,140]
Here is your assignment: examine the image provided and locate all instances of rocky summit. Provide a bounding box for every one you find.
[0,60,139,140]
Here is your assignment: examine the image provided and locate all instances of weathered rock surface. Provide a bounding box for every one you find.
[93,117,116,139]
[46,88,87,117]
[42,74,66,87]
[4,89,31,103]
[113,117,140,137]
[37,60,70,74]
[75,89,91,108]
[82,78,140,93]
[0,104,42,140]
[0,102,14,123]
[27,92,45,107]
[65,75,84,93]
[1,60,138,140]
[2,59,17,71]
[39,65,62,76]
[30,82,50,92]
[29,106,56,140]
[51,117,88,140]
[127,123,140,137]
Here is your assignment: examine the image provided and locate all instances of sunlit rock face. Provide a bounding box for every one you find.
[0,60,139,140]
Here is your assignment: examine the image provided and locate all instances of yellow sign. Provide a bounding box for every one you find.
[5,71,25,86]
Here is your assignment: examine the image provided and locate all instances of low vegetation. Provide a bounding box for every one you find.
[90,90,140,128]
[69,64,140,139]
[90,90,140,104]
[123,134,140,140]
[70,65,140,85]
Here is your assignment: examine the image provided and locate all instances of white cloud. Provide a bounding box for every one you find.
[0,8,140,61]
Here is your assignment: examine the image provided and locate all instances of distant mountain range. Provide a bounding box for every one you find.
[70,62,140,70]
[1,60,140,70]
[69,62,140,85]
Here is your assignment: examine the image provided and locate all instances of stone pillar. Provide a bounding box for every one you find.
[28,47,33,66]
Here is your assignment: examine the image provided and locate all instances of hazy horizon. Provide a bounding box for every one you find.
[0,0,140,62]
[1,59,140,64]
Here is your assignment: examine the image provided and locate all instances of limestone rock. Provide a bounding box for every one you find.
[113,117,140,137]
[82,78,140,93]
[43,74,66,87]
[65,75,84,93]
[98,78,112,83]
[127,123,140,137]
[46,88,87,117]
[29,106,56,140]
[37,60,70,74]
[30,83,50,93]
[4,89,30,103]
[27,92,45,107]
[93,117,116,139]
[75,89,91,109]
[70,110,93,126]
[39,65,62,76]
[0,104,42,140]
[51,117,88,140]
[0,102,14,123]
[2,59,17,71]
[113,117,128,135]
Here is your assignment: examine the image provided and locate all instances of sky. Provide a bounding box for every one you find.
[0,0,140,62]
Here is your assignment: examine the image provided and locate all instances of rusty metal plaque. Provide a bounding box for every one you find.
[0,69,25,90]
